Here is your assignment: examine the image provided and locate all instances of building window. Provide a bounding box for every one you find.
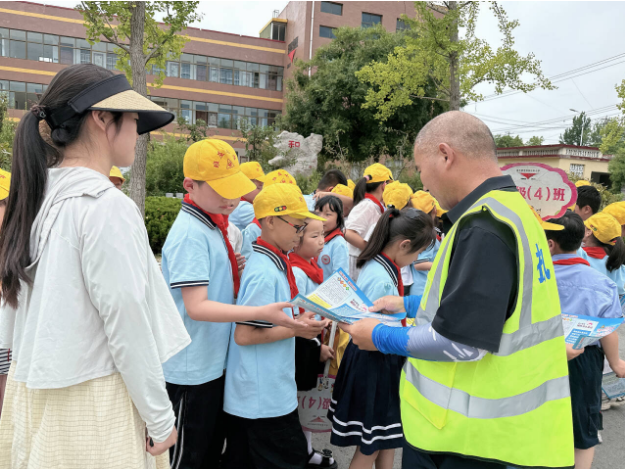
[320,2,343,16]
[272,23,286,41]
[319,26,336,39]
[362,12,382,28]
[570,164,585,178]
[9,40,26,59]
[396,19,409,31]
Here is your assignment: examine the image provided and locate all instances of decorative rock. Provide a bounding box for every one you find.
[268,131,323,177]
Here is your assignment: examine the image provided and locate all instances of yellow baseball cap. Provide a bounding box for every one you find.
[258,169,298,188]
[585,212,621,245]
[603,202,625,226]
[383,181,413,210]
[254,183,326,221]
[411,191,436,214]
[183,139,255,199]
[331,184,353,199]
[109,166,125,182]
[347,179,356,191]
[363,163,393,184]
[575,180,591,187]
[0,169,10,201]
[530,206,564,231]
[240,161,265,181]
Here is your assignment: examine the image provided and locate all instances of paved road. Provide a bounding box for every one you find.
[313,327,625,469]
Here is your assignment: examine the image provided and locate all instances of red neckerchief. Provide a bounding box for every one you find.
[184,194,240,296]
[240,197,247,202]
[380,253,406,326]
[255,237,299,301]
[583,246,606,259]
[252,218,262,229]
[553,257,591,267]
[290,253,324,285]
[365,193,384,214]
[324,228,344,244]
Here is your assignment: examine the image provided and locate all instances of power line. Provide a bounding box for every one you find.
[470,53,625,104]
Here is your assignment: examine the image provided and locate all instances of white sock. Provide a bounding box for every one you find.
[304,431,335,466]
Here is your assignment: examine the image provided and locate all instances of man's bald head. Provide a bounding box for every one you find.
[414,111,497,160]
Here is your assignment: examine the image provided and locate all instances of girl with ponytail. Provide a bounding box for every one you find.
[0,64,189,466]
[329,207,435,469]
[583,212,625,297]
[345,163,393,280]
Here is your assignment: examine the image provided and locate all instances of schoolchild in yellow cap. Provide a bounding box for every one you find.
[603,202,625,238]
[223,183,328,468]
[109,166,125,190]
[582,212,625,296]
[330,183,354,217]
[231,161,266,231]
[411,191,437,219]
[161,139,302,466]
[0,168,10,412]
[240,168,302,261]
[347,179,356,191]
[345,163,393,280]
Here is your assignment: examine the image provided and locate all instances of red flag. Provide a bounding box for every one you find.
[288,48,297,63]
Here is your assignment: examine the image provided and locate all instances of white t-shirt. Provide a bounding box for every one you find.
[345,198,383,258]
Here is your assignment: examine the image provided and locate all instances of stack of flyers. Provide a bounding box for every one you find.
[290,269,406,326]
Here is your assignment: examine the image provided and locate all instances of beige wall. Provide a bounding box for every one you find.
[498,157,610,180]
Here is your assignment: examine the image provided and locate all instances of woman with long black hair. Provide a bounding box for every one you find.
[0,64,191,468]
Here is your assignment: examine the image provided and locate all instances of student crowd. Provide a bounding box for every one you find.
[0,64,625,469]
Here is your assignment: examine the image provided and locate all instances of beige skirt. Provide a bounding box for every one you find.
[0,363,169,469]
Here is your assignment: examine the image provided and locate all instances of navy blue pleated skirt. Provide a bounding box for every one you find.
[328,341,405,455]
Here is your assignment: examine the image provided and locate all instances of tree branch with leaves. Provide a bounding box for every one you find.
[78,1,201,215]
[357,1,554,120]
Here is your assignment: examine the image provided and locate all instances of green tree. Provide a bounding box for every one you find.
[176,117,216,143]
[584,117,625,155]
[357,2,553,119]
[493,134,524,148]
[144,135,187,196]
[526,136,544,146]
[282,25,444,162]
[559,111,591,146]
[78,1,201,215]
[235,118,281,170]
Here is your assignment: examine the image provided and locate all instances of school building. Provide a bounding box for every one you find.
[0,1,417,155]
[497,144,613,187]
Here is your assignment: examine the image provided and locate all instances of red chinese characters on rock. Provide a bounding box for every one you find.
[288,140,301,148]
[516,186,568,202]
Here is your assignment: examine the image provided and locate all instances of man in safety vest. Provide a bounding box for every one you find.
[341,111,574,469]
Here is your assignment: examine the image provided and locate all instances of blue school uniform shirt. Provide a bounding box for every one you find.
[585,251,625,296]
[319,235,349,281]
[410,239,441,297]
[241,221,261,261]
[224,243,297,419]
[303,193,316,211]
[553,253,622,345]
[357,255,400,304]
[293,266,320,296]
[161,203,234,385]
[229,200,255,231]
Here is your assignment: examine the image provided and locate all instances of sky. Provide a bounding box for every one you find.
[42,1,625,146]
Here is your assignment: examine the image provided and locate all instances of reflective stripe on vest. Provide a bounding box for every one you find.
[404,361,570,419]
[415,196,563,357]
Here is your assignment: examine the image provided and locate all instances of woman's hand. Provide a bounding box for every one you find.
[368,296,405,315]
[339,318,381,351]
[146,426,177,456]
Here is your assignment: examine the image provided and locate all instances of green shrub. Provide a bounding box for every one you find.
[295,171,322,194]
[145,197,182,254]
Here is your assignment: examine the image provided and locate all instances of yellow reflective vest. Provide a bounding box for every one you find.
[400,189,574,468]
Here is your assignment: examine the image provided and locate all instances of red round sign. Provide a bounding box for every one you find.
[501,163,577,219]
